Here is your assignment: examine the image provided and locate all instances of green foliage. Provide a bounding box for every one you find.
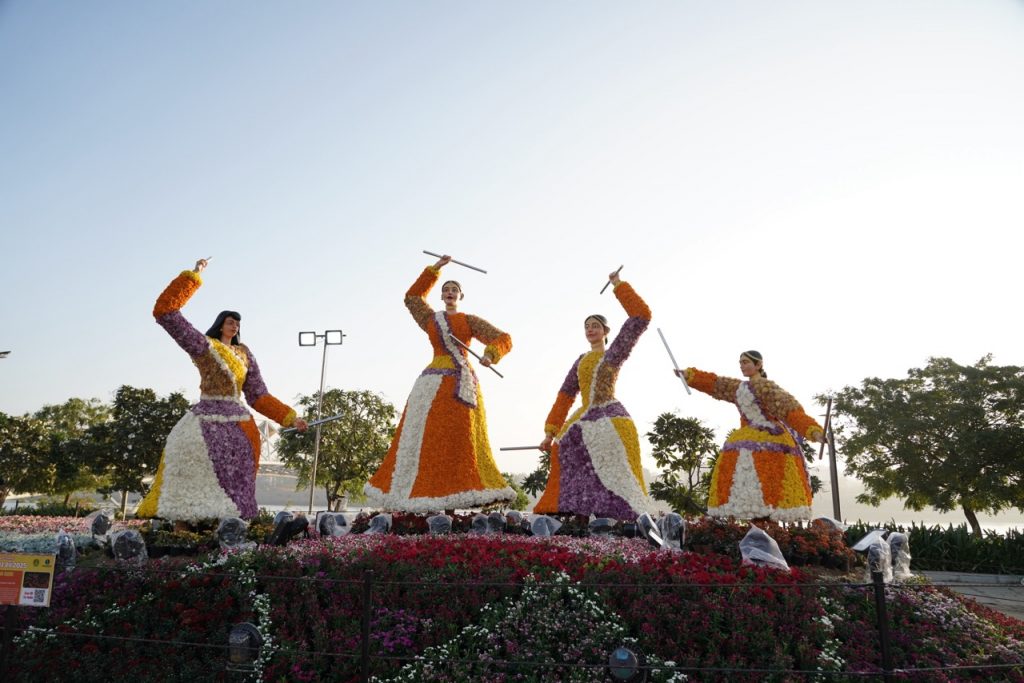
[276,389,398,510]
[34,398,111,503]
[501,472,530,511]
[829,356,1024,536]
[0,390,186,510]
[845,521,1024,574]
[87,386,189,498]
[645,412,717,516]
[2,499,98,517]
[521,450,551,497]
[0,412,53,508]
[389,573,684,682]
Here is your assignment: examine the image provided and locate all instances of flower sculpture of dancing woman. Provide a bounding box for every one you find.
[138,258,307,523]
[678,351,824,523]
[364,255,515,512]
[533,269,651,520]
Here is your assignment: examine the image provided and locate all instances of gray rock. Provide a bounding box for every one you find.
[469,513,489,534]
[530,515,562,537]
[365,513,392,535]
[427,514,452,535]
[486,511,506,533]
[316,512,350,538]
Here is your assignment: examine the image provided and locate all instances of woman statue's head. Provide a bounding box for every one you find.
[584,314,611,346]
[739,350,766,378]
[441,280,464,308]
[206,310,242,345]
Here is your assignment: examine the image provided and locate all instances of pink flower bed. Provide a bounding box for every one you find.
[7,533,1024,681]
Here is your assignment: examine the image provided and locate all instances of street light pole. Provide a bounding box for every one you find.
[818,396,841,520]
[298,330,345,515]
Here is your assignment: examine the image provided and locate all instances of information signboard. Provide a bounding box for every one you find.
[0,553,56,607]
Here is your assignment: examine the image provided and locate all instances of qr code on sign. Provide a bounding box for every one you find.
[33,589,45,603]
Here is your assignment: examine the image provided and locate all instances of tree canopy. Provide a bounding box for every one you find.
[36,397,111,505]
[88,385,189,500]
[829,355,1024,536]
[645,412,718,516]
[0,388,186,510]
[276,389,397,511]
[0,412,51,509]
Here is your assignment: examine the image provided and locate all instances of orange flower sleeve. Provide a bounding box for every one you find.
[545,393,575,437]
[545,357,581,436]
[787,409,824,442]
[404,266,439,331]
[466,314,512,364]
[687,368,742,404]
[687,368,719,396]
[251,395,297,427]
[153,270,201,318]
[612,281,651,320]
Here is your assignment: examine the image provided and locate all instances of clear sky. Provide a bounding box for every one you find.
[2,2,1022,529]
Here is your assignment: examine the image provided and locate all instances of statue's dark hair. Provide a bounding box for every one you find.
[206,310,241,345]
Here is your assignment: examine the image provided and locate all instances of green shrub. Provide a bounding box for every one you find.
[845,521,1024,575]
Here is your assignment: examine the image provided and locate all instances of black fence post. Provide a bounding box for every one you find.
[1,605,16,678]
[869,546,895,682]
[361,569,374,683]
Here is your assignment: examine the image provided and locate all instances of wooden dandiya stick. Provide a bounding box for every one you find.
[449,335,504,378]
[499,446,542,451]
[600,265,624,294]
[280,412,346,434]
[422,250,488,274]
[656,328,692,395]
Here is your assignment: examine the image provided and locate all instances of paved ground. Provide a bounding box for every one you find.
[921,571,1024,621]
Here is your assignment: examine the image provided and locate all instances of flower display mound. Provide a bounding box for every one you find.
[0,514,146,555]
[10,534,1024,682]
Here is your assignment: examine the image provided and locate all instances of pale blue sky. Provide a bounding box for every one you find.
[2,2,1023,527]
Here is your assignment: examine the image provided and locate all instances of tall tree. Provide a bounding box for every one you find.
[35,398,111,505]
[645,412,718,516]
[276,389,397,511]
[89,386,189,516]
[830,356,1024,537]
[0,412,52,509]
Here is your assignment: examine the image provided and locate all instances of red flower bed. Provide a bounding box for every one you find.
[7,530,1024,681]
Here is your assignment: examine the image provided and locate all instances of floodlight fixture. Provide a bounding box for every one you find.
[608,646,646,682]
[227,622,263,671]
